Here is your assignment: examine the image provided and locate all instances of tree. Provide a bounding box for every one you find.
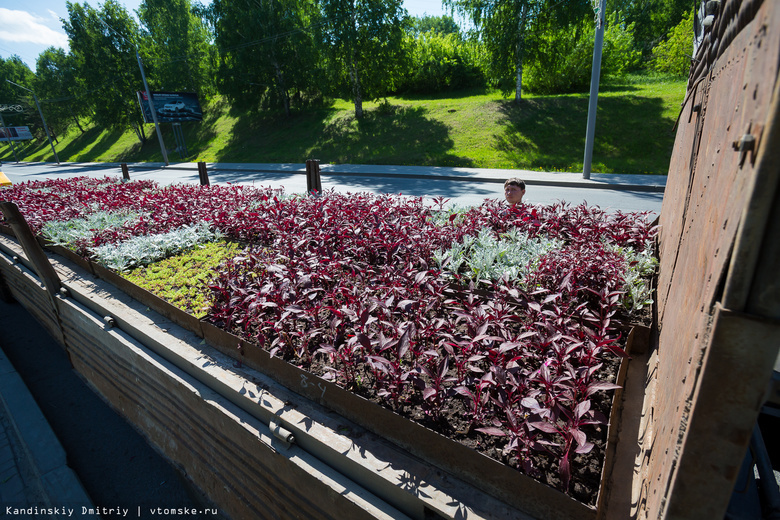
[63,0,149,144]
[609,0,694,57]
[445,0,592,102]
[524,10,641,94]
[34,48,89,138]
[137,0,217,99]
[398,31,485,94]
[321,0,407,118]
[408,14,461,37]
[443,0,537,103]
[650,7,694,76]
[0,57,36,128]
[212,0,322,116]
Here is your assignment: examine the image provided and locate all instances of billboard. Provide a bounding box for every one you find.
[0,126,33,142]
[137,91,203,123]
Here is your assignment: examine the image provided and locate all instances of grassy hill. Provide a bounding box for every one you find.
[1,75,686,175]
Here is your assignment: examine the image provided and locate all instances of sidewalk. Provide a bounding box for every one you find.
[0,344,93,518]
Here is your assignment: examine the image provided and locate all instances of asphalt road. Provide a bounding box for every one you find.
[0,161,665,215]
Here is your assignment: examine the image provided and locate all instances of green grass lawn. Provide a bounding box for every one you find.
[1,75,686,175]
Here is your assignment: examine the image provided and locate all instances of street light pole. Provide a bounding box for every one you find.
[6,80,60,164]
[582,0,606,180]
[137,49,169,166]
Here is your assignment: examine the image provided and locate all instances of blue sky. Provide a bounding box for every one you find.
[0,0,452,72]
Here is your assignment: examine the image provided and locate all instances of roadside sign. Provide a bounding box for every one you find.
[0,126,33,142]
[137,91,203,124]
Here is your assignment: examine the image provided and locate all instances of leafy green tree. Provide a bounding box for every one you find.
[650,7,694,76]
[0,56,36,128]
[398,31,485,93]
[321,0,407,117]
[212,0,322,116]
[63,1,150,144]
[444,0,591,102]
[524,11,640,95]
[408,14,461,36]
[444,0,532,102]
[137,0,217,99]
[610,0,694,57]
[33,48,89,138]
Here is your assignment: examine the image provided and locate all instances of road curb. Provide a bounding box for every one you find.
[158,163,667,193]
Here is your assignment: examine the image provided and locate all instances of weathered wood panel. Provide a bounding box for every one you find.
[644,0,780,518]
[57,300,396,520]
[0,237,63,345]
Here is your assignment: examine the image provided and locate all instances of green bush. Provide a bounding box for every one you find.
[398,31,486,94]
[525,12,642,95]
[650,9,695,76]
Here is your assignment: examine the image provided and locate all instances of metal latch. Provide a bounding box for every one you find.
[732,134,756,167]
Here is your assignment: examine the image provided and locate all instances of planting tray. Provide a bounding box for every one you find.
[0,228,644,520]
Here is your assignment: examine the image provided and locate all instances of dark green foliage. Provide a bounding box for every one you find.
[650,8,695,76]
[407,14,461,36]
[63,0,148,142]
[213,0,323,116]
[138,0,217,99]
[397,32,485,94]
[33,48,89,139]
[525,11,641,95]
[610,0,696,57]
[0,56,36,128]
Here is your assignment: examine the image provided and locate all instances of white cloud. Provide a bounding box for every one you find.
[0,8,69,49]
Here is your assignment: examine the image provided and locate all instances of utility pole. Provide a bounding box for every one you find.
[582,0,606,180]
[6,80,60,165]
[137,49,169,165]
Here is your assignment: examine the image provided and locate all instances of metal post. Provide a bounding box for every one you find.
[197,162,209,186]
[582,0,607,180]
[306,159,321,196]
[0,112,20,163]
[6,80,60,164]
[137,50,169,166]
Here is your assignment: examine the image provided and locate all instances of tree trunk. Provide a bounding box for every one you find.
[274,61,291,117]
[350,60,363,119]
[132,122,148,145]
[68,106,85,133]
[514,3,529,104]
[349,2,363,119]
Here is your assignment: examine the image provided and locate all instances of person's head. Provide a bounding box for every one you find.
[504,178,526,205]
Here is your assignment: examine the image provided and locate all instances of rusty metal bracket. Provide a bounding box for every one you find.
[733,133,756,167]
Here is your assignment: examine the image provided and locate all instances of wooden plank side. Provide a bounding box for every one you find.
[643,2,780,519]
[56,297,405,520]
[664,306,780,519]
[0,241,63,345]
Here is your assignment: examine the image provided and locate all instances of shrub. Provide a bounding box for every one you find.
[525,11,642,95]
[398,31,486,94]
[650,8,695,77]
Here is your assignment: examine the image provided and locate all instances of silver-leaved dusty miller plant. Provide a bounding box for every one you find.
[434,227,564,284]
[91,221,222,272]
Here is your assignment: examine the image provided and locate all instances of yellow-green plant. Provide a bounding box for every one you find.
[121,240,242,318]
